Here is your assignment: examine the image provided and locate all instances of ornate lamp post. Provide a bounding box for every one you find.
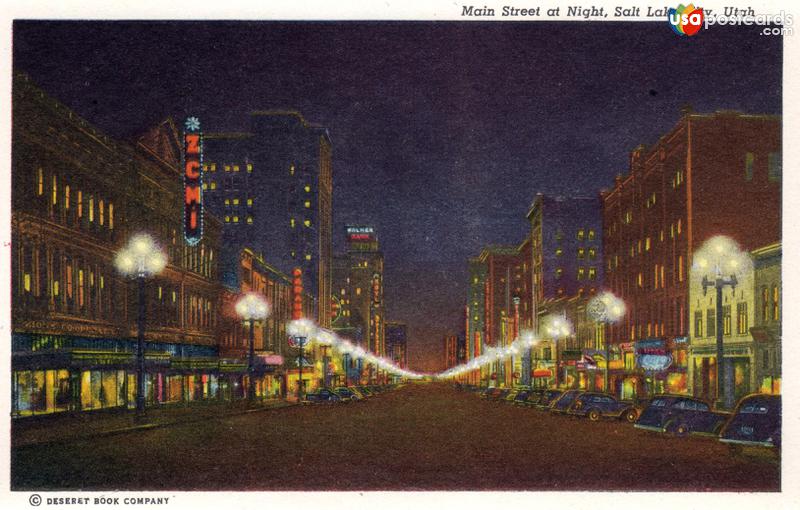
[542,314,572,388]
[287,319,315,401]
[587,291,626,394]
[693,236,750,410]
[235,292,271,404]
[114,233,167,421]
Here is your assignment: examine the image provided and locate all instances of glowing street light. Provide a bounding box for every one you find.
[235,292,271,404]
[114,233,168,420]
[693,236,751,410]
[542,314,573,388]
[587,291,626,394]
[287,318,315,401]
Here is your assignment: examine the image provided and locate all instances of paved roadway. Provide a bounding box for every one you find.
[12,383,779,491]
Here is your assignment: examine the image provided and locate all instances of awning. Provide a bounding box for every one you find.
[532,369,552,378]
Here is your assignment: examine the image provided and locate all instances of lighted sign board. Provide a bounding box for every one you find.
[636,353,673,371]
[346,225,375,242]
[183,117,203,246]
[291,267,303,320]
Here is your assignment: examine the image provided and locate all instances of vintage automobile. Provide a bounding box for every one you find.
[719,394,781,449]
[634,395,729,437]
[519,389,544,407]
[480,387,503,399]
[567,392,640,422]
[333,387,361,401]
[512,389,531,405]
[550,390,584,414]
[533,389,564,410]
[304,388,343,404]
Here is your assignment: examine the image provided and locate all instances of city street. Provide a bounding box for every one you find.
[12,383,779,491]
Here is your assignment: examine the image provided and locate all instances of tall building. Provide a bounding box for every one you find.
[11,74,224,417]
[385,321,408,369]
[203,111,333,329]
[602,109,781,398]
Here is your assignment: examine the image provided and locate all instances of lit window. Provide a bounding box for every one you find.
[233,216,239,223]
[77,191,82,218]
[304,201,311,208]
[577,267,585,280]
[768,152,781,182]
[225,216,231,223]
[233,198,239,205]
[225,165,231,172]
[677,219,682,234]
[588,267,597,280]
[88,196,94,222]
[577,248,585,259]
[210,181,216,190]
[577,229,585,240]
[246,163,253,173]
[678,255,684,282]
[305,254,312,261]
[64,186,70,209]
[304,219,312,227]
[172,291,177,303]
[290,164,295,175]
[246,216,253,224]
[225,199,230,206]
[645,237,650,251]
[555,268,563,279]
[555,248,563,257]
[233,165,240,172]
[290,218,296,228]
[52,175,57,205]
[99,200,104,226]
[202,182,208,190]
[588,248,596,259]
[247,198,253,206]
[304,185,311,192]
[210,164,216,172]
[37,168,44,195]
[356,288,362,295]
[588,229,595,240]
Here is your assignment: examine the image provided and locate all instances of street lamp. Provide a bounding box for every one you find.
[542,314,573,388]
[587,291,626,394]
[519,330,538,388]
[114,233,167,421]
[693,236,751,410]
[287,318,315,401]
[235,292,271,404]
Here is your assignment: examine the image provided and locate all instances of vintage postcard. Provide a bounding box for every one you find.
[1,0,797,508]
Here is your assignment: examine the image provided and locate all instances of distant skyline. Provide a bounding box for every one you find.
[13,21,781,372]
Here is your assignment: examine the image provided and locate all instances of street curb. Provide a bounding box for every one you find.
[12,402,299,450]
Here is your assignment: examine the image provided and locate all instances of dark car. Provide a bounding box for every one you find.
[520,389,545,407]
[357,386,374,397]
[504,389,522,403]
[480,387,502,399]
[333,387,360,401]
[490,389,511,401]
[720,394,781,449]
[550,390,584,414]
[304,389,342,404]
[567,392,639,422]
[512,390,531,405]
[634,395,729,437]
[533,389,564,410]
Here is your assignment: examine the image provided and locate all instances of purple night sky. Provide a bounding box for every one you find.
[13,21,781,371]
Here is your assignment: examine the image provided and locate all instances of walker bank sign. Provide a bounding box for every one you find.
[183,116,203,246]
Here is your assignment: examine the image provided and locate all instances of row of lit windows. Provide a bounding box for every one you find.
[37,168,115,230]
[554,267,597,280]
[694,303,750,338]
[224,198,254,207]
[289,218,313,228]
[224,215,254,224]
[202,163,253,173]
[745,152,781,182]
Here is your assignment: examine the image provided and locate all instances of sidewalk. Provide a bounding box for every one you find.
[12,399,296,449]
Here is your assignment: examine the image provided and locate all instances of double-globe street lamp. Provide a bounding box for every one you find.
[114,233,167,420]
[542,314,572,388]
[235,292,271,404]
[693,236,750,410]
[587,291,626,394]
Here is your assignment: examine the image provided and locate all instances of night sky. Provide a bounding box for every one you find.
[13,21,781,372]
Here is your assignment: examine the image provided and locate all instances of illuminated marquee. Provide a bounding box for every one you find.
[292,268,303,320]
[183,117,203,246]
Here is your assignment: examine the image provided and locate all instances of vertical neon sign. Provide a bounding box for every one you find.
[183,116,203,246]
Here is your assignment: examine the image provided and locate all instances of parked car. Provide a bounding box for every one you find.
[550,390,584,414]
[634,395,729,437]
[490,389,511,401]
[512,390,531,405]
[720,394,781,449]
[356,386,374,397]
[520,389,545,407]
[533,389,563,410]
[333,387,361,401]
[567,392,639,422]
[304,389,343,404]
[504,389,521,403]
[481,388,503,400]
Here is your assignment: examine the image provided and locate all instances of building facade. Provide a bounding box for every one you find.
[385,321,408,369]
[203,111,333,329]
[602,109,781,399]
[11,74,225,417]
[444,335,458,369]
